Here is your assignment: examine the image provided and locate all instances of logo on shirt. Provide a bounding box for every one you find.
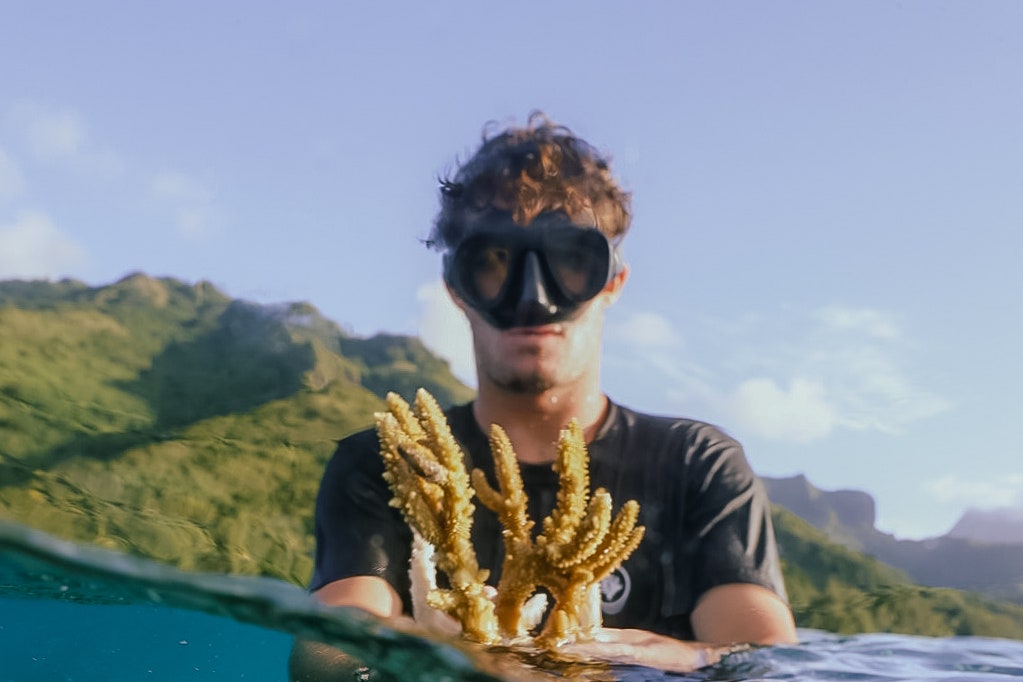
[599,566,631,615]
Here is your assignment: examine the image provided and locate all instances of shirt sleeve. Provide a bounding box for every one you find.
[683,423,788,607]
[308,428,413,608]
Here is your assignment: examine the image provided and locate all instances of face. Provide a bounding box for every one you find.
[457,271,626,395]
[465,289,615,394]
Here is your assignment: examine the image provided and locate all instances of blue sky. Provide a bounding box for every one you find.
[2,1,1021,540]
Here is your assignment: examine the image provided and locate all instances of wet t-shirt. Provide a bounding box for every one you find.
[309,402,787,640]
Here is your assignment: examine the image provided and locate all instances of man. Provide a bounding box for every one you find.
[291,115,797,678]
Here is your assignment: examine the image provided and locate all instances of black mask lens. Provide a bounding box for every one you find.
[542,227,612,302]
[444,219,620,329]
[451,233,515,305]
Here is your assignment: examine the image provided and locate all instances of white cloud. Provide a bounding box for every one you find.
[34,114,82,159]
[151,171,220,238]
[728,377,837,443]
[415,279,476,386]
[0,147,25,199]
[8,101,122,174]
[607,310,681,349]
[806,344,951,434]
[666,374,839,443]
[607,303,949,444]
[924,473,1023,508]
[5,103,218,242]
[0,210,87,278]
[815,305,903,341]
[151,172,211,202]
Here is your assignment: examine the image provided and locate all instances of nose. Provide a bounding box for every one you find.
[518,252,554,308]
[513,252,559,325]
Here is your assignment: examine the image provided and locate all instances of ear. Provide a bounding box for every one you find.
[601,264,629,305]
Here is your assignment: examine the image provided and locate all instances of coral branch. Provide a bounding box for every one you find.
[376,390,497,644]
[471,417,646,647]
[378,388,645,650]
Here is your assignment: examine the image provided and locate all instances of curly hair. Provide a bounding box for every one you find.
[429,113,631,250]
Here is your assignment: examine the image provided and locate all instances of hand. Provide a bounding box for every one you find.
[558,627,733,674]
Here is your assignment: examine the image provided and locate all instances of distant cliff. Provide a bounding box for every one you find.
[763,475,1023,604]
[760,474,877,547]
[947,507,1023,545]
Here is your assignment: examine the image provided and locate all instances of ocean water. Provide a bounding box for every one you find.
[2,521,1021,682]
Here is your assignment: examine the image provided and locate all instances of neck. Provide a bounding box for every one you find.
[472,376,609,465]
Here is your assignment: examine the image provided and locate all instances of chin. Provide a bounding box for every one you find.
[487,368,557,394]
[502,378,556,394]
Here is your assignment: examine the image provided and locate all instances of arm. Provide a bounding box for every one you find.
[288,576,405,681]
[289,429,415,680]
[561,583,795,673]
[312,575,405,618]
[562,423,797,672]
[681,426,796,646]
[691,582,797,645]
[560,629,732,673]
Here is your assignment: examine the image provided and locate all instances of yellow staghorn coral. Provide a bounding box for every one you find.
[376,389,498,644]
[377,388,645,650]
[471,424,543,639]
[473,419,646,647]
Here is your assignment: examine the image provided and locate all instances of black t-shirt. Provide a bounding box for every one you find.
[309,401,787,641]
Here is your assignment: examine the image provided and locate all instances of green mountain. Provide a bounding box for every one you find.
[0,273,471,584]
[1,274,1021,639]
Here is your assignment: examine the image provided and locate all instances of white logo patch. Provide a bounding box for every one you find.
[599,566,631,615]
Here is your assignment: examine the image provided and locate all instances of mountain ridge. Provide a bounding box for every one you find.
[948,506,1023,545]
[762,475,1023,605]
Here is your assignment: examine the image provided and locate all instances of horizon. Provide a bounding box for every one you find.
[2,2,1021,540]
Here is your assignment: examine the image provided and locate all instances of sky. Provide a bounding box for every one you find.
[2,1,1021,541]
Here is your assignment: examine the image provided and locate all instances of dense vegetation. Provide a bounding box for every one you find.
[763,475,1023,605]
[1,274,1020,638]
[774,509,1023,638]
[0,274,471,583]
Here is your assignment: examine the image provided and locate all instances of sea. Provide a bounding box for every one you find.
[2,520,1021,682]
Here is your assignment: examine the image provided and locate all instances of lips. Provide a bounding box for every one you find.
[508,324,563,336]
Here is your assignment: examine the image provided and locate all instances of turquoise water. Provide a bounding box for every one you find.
[2,521,1022,681]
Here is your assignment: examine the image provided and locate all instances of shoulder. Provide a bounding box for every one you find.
[442,401,477,438]
[319,423,383,486]
[606,402,745,457]
[337,423,381,449]
[602,402,757,490]
[331,423,382,459]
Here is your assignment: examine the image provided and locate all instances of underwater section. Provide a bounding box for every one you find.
[0,521,532,681]
[3,520,1023,681]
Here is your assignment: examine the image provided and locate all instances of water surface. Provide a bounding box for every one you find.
[2,521,1021,681]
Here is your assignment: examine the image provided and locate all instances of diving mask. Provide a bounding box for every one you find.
[443,214,623,330]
